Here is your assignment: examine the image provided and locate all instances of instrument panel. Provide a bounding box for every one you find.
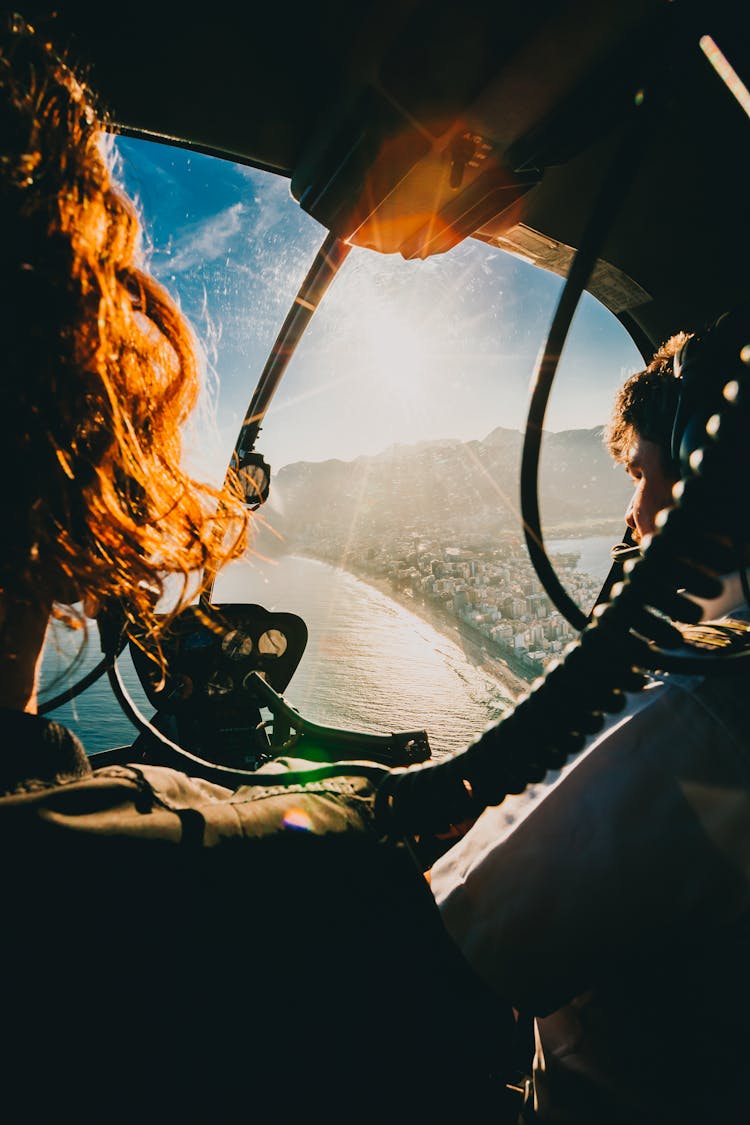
[129,603,308,769]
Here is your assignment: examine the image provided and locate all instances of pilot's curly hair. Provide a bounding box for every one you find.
[605,331,692,472]
[0,15,248,641]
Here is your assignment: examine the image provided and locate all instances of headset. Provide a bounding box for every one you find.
[671,303,750,474]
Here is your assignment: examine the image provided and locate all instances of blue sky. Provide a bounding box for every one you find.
[115,136,645,480]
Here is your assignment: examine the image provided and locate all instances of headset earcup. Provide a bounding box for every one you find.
[671,304,750,478]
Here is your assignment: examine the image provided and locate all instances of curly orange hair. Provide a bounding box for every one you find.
[0,15,248,643]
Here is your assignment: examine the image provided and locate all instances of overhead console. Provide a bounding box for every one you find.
[32,1,749,339]
[290,0,666,259]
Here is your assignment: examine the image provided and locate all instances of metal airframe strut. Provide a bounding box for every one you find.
[205,230,351,601]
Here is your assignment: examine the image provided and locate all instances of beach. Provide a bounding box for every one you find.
[342,565,532,702]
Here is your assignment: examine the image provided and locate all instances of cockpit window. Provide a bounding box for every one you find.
[41,136,644,755]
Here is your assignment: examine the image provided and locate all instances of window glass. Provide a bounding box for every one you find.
[41,137,643,758]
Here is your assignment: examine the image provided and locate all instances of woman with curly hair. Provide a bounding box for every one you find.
[0,13,249,711]
[0,15,511,1123]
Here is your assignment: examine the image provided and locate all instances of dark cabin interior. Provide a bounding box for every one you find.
[22,1,750,353]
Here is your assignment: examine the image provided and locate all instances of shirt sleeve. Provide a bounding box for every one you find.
[430,674,750,1014]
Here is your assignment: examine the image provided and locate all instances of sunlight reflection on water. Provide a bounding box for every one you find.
[214,555,518,758]
[40,554,518,760]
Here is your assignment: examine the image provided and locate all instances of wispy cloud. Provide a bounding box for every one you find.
[157,202,246,276]
[234,166,296,235]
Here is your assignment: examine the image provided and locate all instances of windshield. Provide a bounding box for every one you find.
[40,136,643,758]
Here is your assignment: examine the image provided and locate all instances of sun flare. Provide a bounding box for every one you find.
[359,308,433,409]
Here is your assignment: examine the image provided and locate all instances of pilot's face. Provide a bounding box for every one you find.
[624,434,679,544]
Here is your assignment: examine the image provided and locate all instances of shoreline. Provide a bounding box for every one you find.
[366,575,533,699]
[295,553,532,702]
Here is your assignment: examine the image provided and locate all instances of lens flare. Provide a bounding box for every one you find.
[282,806,313,832]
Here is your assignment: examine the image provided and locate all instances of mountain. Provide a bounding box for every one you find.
[260,426,632,550]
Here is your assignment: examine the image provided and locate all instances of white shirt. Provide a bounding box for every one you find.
[431,583,750,1122]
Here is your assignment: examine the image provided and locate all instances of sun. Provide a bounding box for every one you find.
[359,307,433,410]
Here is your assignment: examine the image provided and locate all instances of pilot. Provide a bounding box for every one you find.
[607,331,689,548]
[0,15,513,1122]
[430,326,750,1123]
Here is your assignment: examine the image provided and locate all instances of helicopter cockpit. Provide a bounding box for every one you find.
[28,0,750,842]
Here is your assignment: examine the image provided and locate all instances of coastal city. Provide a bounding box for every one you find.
[297,528,607,681]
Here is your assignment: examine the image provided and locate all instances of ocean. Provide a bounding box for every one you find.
[546,534,619,581]
[40,535,618,763]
